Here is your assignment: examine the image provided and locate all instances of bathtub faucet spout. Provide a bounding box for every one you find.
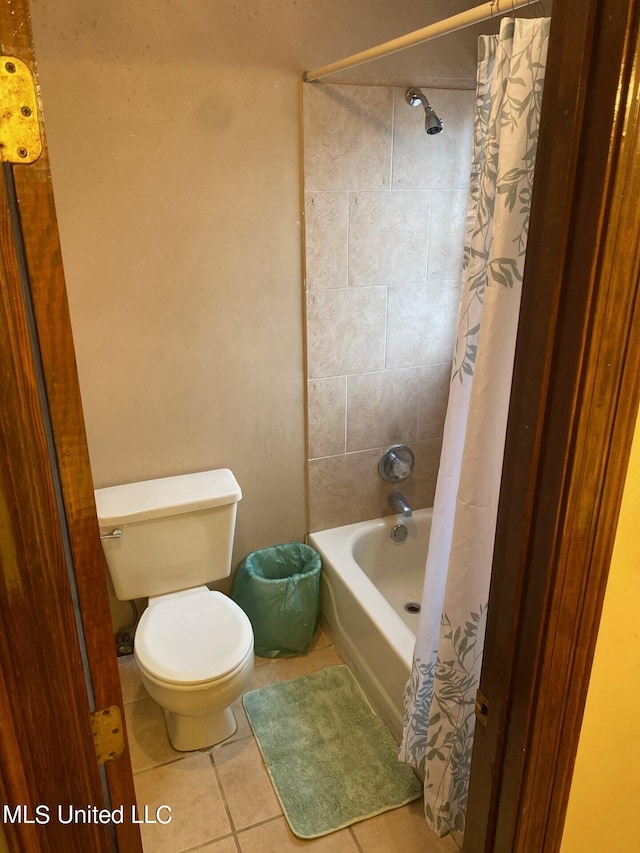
[388,492,412,518]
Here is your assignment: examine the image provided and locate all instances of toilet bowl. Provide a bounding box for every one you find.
[134,587,254,751]
[95,468,253,751]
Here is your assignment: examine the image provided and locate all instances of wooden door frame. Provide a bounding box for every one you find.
[465,0,640,849]
[0,2,142,851]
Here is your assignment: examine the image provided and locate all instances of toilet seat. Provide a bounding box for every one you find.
[134,589,253,686]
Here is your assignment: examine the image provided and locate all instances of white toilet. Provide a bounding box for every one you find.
[95,468,254,751]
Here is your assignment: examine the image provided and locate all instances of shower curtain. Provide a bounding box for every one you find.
[399,16,550,837]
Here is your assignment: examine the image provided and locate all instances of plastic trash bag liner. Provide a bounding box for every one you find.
[231,542,322,658]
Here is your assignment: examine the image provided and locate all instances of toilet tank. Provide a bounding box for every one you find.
[95,469,242,601]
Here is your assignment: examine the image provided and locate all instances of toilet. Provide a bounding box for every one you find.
[95,468,254,751]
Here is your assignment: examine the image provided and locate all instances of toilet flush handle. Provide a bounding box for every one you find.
[100,528,123,540]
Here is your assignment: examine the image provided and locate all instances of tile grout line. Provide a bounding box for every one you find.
[206,750,240,849]
[131,753,191,777]
[349,823,367,852]
[180,830,237,853]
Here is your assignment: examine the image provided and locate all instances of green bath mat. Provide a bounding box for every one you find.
[242,665,421,839]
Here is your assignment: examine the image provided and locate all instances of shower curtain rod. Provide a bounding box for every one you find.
[303,0,534,82]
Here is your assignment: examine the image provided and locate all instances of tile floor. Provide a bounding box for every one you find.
[120,628,459,853]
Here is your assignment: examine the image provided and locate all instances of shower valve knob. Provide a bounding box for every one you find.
[392,457,410,479]
[378,444,415,483]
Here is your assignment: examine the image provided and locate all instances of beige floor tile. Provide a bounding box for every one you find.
[247,657,282,688]
[251,624,331,661]
[224,695,252,744]
[308,626,332,651]
[266,646,344,682]
[236,647,344,736]
[450,829,463,851]
[134,752,230,853]
[351,800,458,853]
[213,737,282,830]
[118,654,147,703]
[124,696,181,772]
[195,837,239,852]
[237,816,359,852]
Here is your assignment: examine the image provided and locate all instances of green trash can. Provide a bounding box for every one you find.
[231,542,322,658]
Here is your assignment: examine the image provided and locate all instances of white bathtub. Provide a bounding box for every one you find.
[309,508,431,742]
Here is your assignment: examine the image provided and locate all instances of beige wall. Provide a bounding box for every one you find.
[29,0,482,552]
[303,83,474,531]
[561,409,640,851]
[28,1,486,620]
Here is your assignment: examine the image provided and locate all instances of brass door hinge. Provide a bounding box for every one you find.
[91,706,125,765]
[0,56,42,163]
[475,689,489,727]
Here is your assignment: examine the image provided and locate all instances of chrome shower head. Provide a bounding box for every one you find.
[424,107,443,135]
[405,87,443,135]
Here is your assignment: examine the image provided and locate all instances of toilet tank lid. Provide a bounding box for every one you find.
[94,469,242,527]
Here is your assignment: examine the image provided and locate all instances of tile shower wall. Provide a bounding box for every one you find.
[303,84,474,532]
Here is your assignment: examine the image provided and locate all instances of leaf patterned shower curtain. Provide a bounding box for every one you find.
[399,16,550,837]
